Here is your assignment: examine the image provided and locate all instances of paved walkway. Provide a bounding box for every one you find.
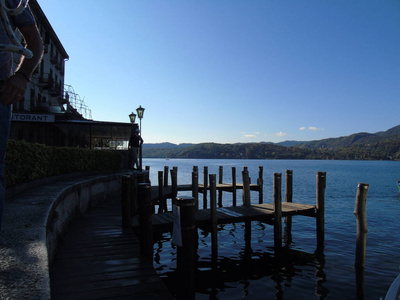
[50,195,172,299]
[0,171,172,299]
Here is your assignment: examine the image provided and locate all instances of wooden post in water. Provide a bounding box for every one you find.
[209,174,218,263]
[158,171,164,213]
[218,166,223,207]
[273,173,282,249]
[192,169,199,210]
[316,172,326,252]
[354,182,369,268]
[242,168,251,206]
[163,166,169,186]
[137,169,150,184]
[121,175,132,228]
[176,196,197,300]
[284,170,293,246]
[232,167,237,207]
[354,182,369,300]
[137,182,153,259]
[171,167,178,201]
[203,166,208,209]
[258,166,264,204]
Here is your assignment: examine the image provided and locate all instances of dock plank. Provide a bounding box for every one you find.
[140,202,317,231]
[50,197,172,300]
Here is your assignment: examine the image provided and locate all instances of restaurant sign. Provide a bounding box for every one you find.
[11,113,55,123]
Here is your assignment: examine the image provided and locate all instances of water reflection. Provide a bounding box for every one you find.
[153,221,329,299]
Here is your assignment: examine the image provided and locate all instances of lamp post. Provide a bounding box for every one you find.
[129,112,137,124]
[136,105,145,170]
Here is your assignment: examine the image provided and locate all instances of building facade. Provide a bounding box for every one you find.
[14,0,70,116]
[9,0,133,149]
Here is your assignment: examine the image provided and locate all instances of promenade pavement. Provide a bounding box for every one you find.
[0,171,171,299]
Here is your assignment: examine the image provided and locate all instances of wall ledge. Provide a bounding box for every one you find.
[0,171,129,299]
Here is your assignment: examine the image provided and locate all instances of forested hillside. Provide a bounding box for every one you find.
[143,125,400,160]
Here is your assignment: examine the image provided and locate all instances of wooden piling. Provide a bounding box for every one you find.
[176,196,197,300]
[163,166,169,186]
[242,168,251,206]
[131,173,138,216]
[192,170,199,210]
[354,182,368,300]
[232,167,237,207]
[316,171,326,251]
[258,166,264,204]
[284,170,293,246]
[203,166,208,209]
[354,182,369,268]
[171,167,178,200]
[158,171,164,213]
[137,182,153,258]
[121,175,132,228]
[218,166,223,207]
[273,173,282,249]
[209,174,218,263]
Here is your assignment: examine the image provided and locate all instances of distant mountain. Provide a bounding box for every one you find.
[143,143,194,149]
[276,140,304,147]
[142,125,400,160]
[295,125,400,150]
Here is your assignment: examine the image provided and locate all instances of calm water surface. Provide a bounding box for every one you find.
[143,159,400,299]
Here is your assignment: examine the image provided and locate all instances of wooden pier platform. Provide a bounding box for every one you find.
[133,202,317,231]
[50,196,172,300]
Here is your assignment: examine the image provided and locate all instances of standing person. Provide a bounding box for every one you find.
[129,128,143,170]
[0,0,43,232]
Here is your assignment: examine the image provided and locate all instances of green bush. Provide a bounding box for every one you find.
[4,140,122,187]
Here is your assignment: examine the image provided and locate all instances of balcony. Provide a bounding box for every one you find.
[50,54,58,65]
[38,75,54,90]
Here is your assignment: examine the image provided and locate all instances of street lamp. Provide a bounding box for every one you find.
[136,105,145,123]
[129,112,137,124]
[136,105,145,170]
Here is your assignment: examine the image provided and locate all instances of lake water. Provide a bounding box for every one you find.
[143,158,400,299]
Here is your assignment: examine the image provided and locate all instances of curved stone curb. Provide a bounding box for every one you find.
[0,172,128,299]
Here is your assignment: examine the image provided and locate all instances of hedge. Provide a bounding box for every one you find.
[4,140,122,187]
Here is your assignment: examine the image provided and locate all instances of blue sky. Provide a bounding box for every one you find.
[38,0,400,144]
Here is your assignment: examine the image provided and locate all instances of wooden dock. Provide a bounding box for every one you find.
[50,196,172,300]
[133,202,316,231]
[124,167,326,253]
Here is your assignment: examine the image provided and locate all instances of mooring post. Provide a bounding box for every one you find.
[163,166,169,186]
[354,182,369,300]
[242,168,251,206]
[284,170,293,246]
[203,166,208,209]
[131,172,138,216]
[192,170,199,210]
[137,182,153,259]
[273,173,282,249]
[158,171,164,213]
[354,182,369,268]
[316,171,326,252]
[258,166,264,204]
[122,175,132,228]
[176,196,197,300]
[209,174,218,263]
[218,166,223,207]
[140,168,150,184]
[232,167,237,207]
[171,167,178,200]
